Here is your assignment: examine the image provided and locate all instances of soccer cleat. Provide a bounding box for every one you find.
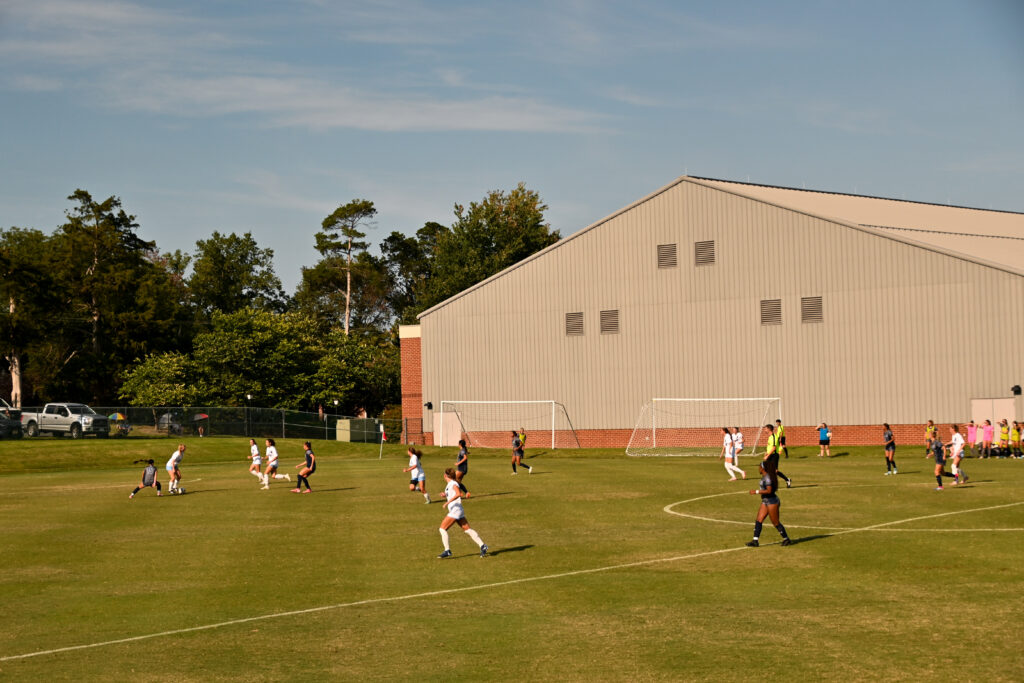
[884,471,891,476]
[781,538,793,546]
[786,479,792,488]
[261,485,269,490]
[480,544,488,557]
[935,486,944,491]
[511,471,517,475]
[527,466,533,474]
[728,477,737,481]
[437,549,452,559]
[961,473,969,484]
[302,489,311,493]
[129,493,134,498]
[893,469,898,475]
[291,488,301,493]
[746,540,759,547]
[285,474,291,481]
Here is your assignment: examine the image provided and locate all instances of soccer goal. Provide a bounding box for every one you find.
[626,398,782,457]
[438,400,580,449]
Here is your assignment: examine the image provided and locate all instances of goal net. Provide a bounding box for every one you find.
[626,398,781,457]
[438,401,580,449]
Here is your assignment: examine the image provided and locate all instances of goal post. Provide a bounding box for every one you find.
[626,398,782,457]
[438,400,580,449]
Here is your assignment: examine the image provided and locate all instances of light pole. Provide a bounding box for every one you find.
[245,393,252,436]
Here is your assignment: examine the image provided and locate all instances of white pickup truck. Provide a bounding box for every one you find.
[22,403,110,439]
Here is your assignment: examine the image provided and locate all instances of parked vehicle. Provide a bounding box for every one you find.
[0,398,23,438]
[22,403,110,439]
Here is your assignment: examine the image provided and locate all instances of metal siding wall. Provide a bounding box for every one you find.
[420,181,1024,432]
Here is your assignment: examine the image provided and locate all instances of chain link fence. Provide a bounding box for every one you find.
[19,405,406,444]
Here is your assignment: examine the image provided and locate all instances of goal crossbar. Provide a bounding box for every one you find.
[438,400,579,449]
[627,397,782,457]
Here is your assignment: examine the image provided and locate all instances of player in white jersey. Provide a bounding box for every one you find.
[166,444,185,494]
[261,438,290,489]
[731,427,745,456]
[720,427,745,481]
[404,448,430,503]
[247,438,264,484]
[946,424,969,486]
[437,468,488,558]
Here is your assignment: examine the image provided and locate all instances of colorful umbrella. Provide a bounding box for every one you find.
[191,413,209,421]
[108,412,127,421]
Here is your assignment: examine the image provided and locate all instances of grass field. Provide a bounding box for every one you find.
[1,437,1023,681]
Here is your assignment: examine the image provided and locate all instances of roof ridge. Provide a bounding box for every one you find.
[690,176,1024,217]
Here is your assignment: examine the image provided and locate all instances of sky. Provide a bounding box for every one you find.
[2,0,1022,292]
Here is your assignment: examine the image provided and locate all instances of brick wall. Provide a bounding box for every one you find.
[400,335,422,443]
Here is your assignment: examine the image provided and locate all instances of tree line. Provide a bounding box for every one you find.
[0,184,559,415]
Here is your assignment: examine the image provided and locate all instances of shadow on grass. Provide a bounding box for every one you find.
[304,487,358,493]
[788,534,832,545]
[172,488,231,496]
[485,544,533,557]
[465,491,515,499]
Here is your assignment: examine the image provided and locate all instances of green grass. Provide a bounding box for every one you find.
[1,438,1022,681]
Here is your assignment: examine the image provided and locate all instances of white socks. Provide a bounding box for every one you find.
[464,528,484,547]
[725,463,745,478]
[439,528,450,550]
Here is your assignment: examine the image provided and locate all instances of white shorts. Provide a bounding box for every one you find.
[445,504,465,520]
[251,457,262,465]
[413,472,425,482]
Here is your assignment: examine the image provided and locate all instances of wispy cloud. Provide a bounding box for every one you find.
[0,0,601,133]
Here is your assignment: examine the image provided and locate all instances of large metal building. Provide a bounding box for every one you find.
[400,176,1024,447]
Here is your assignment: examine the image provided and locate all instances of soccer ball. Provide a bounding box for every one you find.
[178,488,185,495]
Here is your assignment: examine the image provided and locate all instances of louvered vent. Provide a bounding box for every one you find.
[657,243,678,269]
[565,312,584,336]
[760,299,782,326]
[694,240,716,266]
[801,296,823,323]
[600,309,620,334]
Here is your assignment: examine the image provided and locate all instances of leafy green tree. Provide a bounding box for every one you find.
[118,352,198,406]
[316,199,375,335]
[416,184,559,314]
[0,228,61,406]
[189,231,287,316]
[379,222,448,324]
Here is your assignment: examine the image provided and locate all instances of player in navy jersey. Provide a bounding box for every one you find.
[129,459,162,498]
[746,463,791,547]
[292,441,316,493]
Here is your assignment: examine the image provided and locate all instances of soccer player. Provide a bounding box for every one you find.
[454,439,471,496]
[404,447,430,503]
[923,420,937,457]
[775,419,789,459]
[998,419,1010,457]
[930,433,956,490]
[763,424,792,488]
[818,422,831,458]
[511,430,532,475]
[261,438,291,489]
[720,427,745,481]
[166,443,185,494]
[883,423,897,475]
[129,459,162,498]
[746,463,792,547]
[945,425,968,485]
[1012,422,1022,458]
[292,441,316,493]
[437,468,488,558]
[247,438,263,483]
[731,426,744,458]
[981,419,994,458]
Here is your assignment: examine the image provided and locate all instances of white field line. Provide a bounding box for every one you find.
[4,498,1024,663]
[664,491,1024,532]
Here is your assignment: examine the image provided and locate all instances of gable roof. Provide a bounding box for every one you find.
[692,176,1024,272]
[419,175,1024,319]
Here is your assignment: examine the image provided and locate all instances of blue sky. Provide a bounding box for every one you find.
[2,0,1022,292]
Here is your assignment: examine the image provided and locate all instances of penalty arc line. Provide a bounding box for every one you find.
[4,499,1024,663]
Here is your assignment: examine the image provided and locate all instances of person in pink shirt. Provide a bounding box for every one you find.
[966,421,977,457]
[981,420,994,459]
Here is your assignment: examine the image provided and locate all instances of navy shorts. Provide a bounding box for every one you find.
[760,495,781,506]
[819,439,830,446]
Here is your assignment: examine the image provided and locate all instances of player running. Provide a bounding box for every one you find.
[946,425,969,486]
[511,430,532,475]
[746,463,792,547]
[762,424,792,488]
[247,438,264,484]
[454,439,471,496]
[129,459,162,498]
[292,441,316,493]
[404,447,430,503]
[261,438,291,489]
[437,468,488,558]
[166,443,185,494]
[720,427,745,481]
